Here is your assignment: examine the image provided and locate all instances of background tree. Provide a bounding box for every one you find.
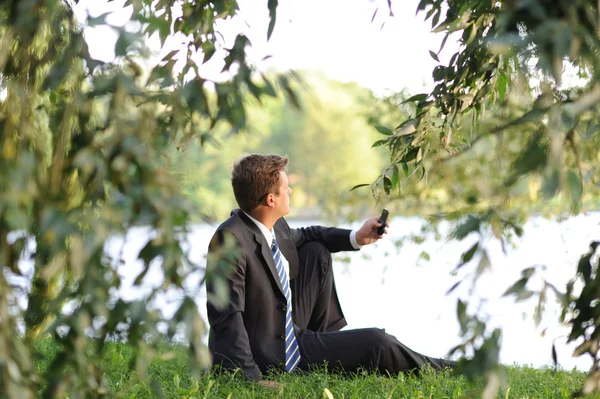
[0,0,294,397]
[165,70,399,222]
[364,0,600,396]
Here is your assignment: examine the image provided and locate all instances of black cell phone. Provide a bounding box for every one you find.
[377,209,389,235]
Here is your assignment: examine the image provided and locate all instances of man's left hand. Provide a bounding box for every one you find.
[355,216,388,246]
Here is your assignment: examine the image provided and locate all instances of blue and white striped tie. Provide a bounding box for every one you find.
[271,238,302,372]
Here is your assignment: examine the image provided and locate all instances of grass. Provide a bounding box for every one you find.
[31,338,600,398]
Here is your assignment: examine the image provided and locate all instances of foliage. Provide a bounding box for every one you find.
[363,0,600,396]
[30,338,598,399]
[164,71,396,222]
[0,0,293,397]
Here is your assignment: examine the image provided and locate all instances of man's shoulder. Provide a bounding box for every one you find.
[214,209,253,238]
[274,216,292,232]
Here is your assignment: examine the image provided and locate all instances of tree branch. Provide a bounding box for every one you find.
[440,106,550,164]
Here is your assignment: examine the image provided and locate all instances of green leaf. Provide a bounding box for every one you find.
[432,20,447,33]
[401,162,409,176]
[267,0,278,40]
[402,93,428,104]
[476,250,491,276]
[458,93,475,111]
[457,242,478,269]
[115,32,134,57]
[464,23,478,45]
[425,6,437,20]
[403,147,420,163]
[452,215,480,239]
[497,72,507,103]
[383,175,392,194]
[417,166,426,182]
[397,119,418,136]
[457,299,468,333]
[391,165,399,191]
[521,267,536,278]
[429,50,440,62]
[432,11,441,29]
[201,41,217,64]
[349,183,370,192]
[502,277,528,297]
[516,290,535,301]
[372,138,390,147]
[161,49,179,62]
[375,125,393,135]
[417,0,432,12]
[279,75,301,109]
[438,32,450,54]
[262,74,277,97]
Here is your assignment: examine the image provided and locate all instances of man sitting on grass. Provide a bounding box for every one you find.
[205,153,455,386]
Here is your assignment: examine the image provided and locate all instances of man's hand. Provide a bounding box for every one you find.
[355,216,389,246]
[258,380,282,389]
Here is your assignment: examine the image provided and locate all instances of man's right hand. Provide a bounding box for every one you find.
[355,217,388,246]
[258,380,282,389]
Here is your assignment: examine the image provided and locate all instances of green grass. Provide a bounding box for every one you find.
[32,338,600,398]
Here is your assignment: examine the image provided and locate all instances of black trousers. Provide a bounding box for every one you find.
[290,242,455,375]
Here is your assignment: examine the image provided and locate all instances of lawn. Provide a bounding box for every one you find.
[32,338,599,398]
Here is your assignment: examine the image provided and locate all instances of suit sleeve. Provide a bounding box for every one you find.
[205,229,262,381]
[289,224,358,253]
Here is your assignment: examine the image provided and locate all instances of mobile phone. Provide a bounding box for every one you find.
[377,209,389,235]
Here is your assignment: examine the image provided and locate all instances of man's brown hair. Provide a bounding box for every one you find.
[231,153,289,212]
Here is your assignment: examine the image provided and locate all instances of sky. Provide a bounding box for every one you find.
[73,0,459,96]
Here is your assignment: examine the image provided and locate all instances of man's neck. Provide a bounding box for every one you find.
[247,208,279,231]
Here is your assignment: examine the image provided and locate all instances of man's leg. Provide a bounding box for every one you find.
[291,242,347,332]
[296,327,455,374]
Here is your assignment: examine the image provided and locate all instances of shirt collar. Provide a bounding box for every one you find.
[243,211,276,246]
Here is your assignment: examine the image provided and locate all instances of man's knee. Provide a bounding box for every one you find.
[364,328,393,351]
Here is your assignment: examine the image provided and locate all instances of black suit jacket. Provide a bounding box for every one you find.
[205,209,355,380]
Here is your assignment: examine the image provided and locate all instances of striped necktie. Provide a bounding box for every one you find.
[271,238,302,372]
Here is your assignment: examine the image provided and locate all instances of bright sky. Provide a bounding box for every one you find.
[73,0,458,96]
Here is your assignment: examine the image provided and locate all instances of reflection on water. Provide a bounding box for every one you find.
[9,214,600,371]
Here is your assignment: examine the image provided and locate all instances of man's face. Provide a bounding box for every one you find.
[273,171,292,217]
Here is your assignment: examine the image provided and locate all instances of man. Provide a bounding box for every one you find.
[205,153,453,383]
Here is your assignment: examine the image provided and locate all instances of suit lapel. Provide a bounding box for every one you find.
[236,210,299,296]
[274,225,300,281]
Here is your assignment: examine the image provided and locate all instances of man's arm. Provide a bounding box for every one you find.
[205,229,262,381]
[288,217,386,251]
[289,225,356,253]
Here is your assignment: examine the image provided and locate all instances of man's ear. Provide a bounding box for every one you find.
[265,193,275,208]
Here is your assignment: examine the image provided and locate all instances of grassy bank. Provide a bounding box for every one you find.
[33,339,598,398]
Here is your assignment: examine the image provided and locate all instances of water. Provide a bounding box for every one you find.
[10,214,600,371]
